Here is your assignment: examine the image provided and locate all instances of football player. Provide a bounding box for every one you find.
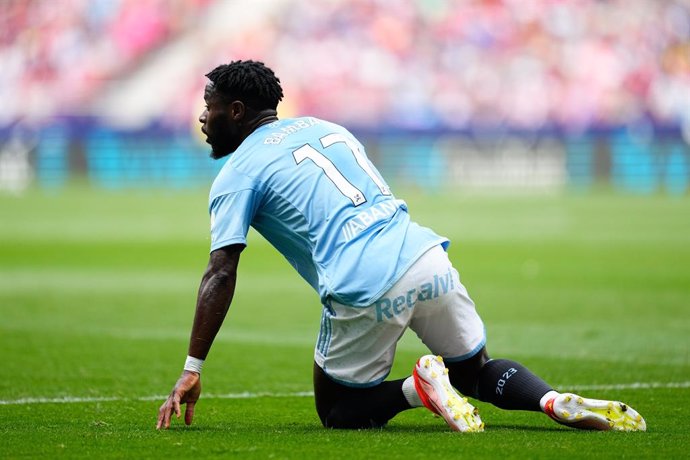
[156,60,645,433]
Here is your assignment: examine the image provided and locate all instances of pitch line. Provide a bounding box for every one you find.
[0,382,687,406]
[0,391,314,406]
[564,381,690,391]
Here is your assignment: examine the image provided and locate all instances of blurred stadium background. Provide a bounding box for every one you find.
[1,0,689,194]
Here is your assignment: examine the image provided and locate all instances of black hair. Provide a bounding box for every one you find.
[205,60,284,110]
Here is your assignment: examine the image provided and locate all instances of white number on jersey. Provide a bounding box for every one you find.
[292,134,391,206]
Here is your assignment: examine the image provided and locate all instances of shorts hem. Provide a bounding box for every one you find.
[322,369,391,388]
[443,335,487,363]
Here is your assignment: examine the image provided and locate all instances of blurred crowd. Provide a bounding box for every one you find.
[262,0,690,131]
[0,0,211,125]
[2,0,690,131]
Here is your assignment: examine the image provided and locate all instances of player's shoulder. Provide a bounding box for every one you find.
[209,158,257,201]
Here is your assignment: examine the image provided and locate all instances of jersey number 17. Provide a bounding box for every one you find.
[292,133,391,206]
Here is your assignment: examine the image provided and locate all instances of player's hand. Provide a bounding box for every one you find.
[156,371,202,430]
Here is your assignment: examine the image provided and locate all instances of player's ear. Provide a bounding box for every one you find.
[230,101,245,121]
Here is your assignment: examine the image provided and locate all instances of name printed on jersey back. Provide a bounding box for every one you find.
[341,199,404,242]
[263,117,322,145]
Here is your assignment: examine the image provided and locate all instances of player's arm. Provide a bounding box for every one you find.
[156,244,244,430]
[188,243,244,359]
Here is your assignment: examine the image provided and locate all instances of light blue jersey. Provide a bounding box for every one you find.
[209,117,448,306]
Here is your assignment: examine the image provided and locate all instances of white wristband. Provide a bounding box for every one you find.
[184,355,204,374]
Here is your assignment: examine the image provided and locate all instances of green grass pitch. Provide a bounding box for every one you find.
[1,186,688,458]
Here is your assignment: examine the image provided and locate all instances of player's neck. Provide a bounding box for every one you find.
[248,110,279,132]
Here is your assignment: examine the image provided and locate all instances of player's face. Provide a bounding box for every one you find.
[199,83,243,159]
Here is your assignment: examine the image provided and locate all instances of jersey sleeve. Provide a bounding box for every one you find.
[209,189,261,252]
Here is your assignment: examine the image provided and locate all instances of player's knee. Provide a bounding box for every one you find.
[320,406,383,430]
[321,409,355,429]
[314,392,376,429]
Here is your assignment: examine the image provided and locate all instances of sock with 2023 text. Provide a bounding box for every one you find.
[475,359,553,411]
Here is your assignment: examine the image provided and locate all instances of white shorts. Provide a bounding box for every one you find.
[314,244,486,387]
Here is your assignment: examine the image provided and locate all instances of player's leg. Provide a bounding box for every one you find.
[445,346,553,411]
[312,311,482,431]
[313,362,410,429]
[407,245,551,427]
[439,347,646,431]
[312,294,415,429]
[411,246,646,430]
[396,245,485,431]
[311,245,481,431]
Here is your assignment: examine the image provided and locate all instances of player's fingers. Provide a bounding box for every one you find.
[157,400,172,430]
[184,401,195,426]
[173,395,181,419]
[156,409,164,430]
